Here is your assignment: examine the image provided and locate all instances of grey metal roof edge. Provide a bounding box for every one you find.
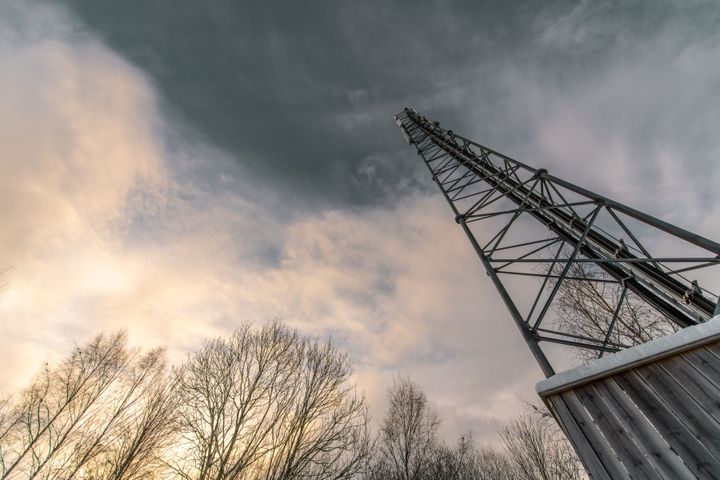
[536,315,720,397]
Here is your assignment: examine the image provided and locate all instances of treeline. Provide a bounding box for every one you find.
[0,324,583,479]
[367,376,584,480]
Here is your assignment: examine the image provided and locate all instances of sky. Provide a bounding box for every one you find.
[1,0,720,444]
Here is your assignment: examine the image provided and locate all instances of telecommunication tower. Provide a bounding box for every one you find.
[395,108,720,377]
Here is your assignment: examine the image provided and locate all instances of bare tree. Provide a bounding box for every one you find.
[367,379,584,480]
[0,397,22,476]
[170,321,370,480]
[0,324,371,480]
[0,333,177,480]
[551,258,678,362]
[475,446,520,480]
[425,440,467,480]
[65,348,178,480]
[425,435,484,480]
[0,329,588,480]
[1,332,127,479]
[501,413,584,480]
[373,376,439,480]
[426,436,522,480]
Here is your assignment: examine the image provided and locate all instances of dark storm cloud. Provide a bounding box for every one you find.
[61,0,720,212]
[61,0,531,207]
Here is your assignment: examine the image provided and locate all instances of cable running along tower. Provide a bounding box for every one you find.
[395,108,720,377]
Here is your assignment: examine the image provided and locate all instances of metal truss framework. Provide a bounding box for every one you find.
[395,108,720,377]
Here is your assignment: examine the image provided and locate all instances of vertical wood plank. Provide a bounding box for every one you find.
[595,378,696,480]
[683,347,720,390]
[574,383,660,479]
[615,370,720,476]
[561,391,631,480]
[547,395,613,480]
[658,355,720,423]
[636,363,720,456]
[703,342,720,363]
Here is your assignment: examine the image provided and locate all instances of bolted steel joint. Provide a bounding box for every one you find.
[534,168,548,179]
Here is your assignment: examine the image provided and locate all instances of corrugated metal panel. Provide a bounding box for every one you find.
[537,317,720,479]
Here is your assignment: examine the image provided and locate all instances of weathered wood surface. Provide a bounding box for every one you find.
[537,316,720,479]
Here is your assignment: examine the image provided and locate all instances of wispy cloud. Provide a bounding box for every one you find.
[0,0,168,384]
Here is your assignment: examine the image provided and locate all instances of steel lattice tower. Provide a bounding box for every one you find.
[395,108,720,377]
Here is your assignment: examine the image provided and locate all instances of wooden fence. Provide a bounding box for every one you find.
[537,316,720,479]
